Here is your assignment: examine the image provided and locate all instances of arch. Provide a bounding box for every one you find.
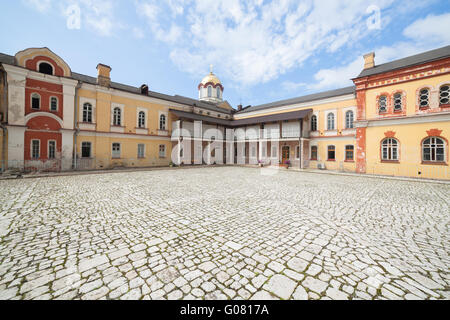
[113,107,122,126]
[16,47,72,77]
[138,111,146,128]
[421,135,447,163]
[439,83,450,106]
[25,114,62,131]
[38,62,54,75]
[381,137,399,161]
[159,114,166,130]
[417,86,431,109]
[377,93,389,113]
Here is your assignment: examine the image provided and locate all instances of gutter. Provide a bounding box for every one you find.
[1,68,7,173]
[73,81,81,170]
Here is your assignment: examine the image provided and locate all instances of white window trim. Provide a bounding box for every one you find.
[158,111,168,131]
[31,92,41,110]
[324,109,337,131]
[47,140,57,159]
[50,96,59,112]
[422,137,446,162]
[159,144,166,158]
[136,107,148,129]
[111,103,125,126]
[342,106,356,129]
[79,97,96,123]
[31,139,40,159]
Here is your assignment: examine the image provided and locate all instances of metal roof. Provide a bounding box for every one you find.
[356,45,450,78]
[237,86,355,114]
[170,108,312,127]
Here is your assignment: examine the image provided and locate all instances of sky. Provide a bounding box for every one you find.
[1,0,449,109]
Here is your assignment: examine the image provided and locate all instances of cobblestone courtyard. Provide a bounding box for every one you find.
[0,167,449,300]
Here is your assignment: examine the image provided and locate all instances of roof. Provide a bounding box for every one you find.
[0,51,232,115]
[71,72,233,115]
[356,45,450,78]
[237,86,355,114]
[170,108,312,127]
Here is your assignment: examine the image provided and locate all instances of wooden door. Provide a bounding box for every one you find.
[282,146,290,164]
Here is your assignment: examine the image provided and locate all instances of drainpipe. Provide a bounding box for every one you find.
[73,81,81,170]
[1,69,8,173]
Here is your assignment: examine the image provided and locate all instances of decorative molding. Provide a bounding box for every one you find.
[384,131,396,138]
[426,128,443,137]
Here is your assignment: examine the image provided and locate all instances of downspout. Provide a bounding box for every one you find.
[73,81,81,170]
[1,69,8,173]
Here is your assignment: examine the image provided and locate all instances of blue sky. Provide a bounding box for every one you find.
[1,0,449,108]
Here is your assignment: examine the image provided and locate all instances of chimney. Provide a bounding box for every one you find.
[363,52,375,69]
[140,84,149,95]
[96,63,111,87]
[237,104,242,111]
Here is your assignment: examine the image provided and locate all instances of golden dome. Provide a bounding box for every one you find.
[200,72,222,86]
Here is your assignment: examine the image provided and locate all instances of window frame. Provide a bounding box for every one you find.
[327,113,335,131]
[345,145,354,162]
[31,139,40,159]
[419,88,430,109]
[50,96,58,112]
[159,114,166,130]
[327,145,336,161]
[311,115,318,131]
[112,143,121,159]
[439,84,450,106]
[113,107,122,126]
[38,61,54,75]
[31,93,41,110]
[159,144,166,158]
[48,140,56,159]
[216,87,221,99]
[83,103,93,123]
[81,141,92,158]
[137,144,145,159]
[138,111,146,129]
[207,86,212,98]
[381,138,399,162]
[393,92,403,112]
[310,146,318,161]
[422,136,446,164]
[378,95,388,113]
[345,110,354,129]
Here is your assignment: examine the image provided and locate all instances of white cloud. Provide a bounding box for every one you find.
[403,13,450,45]
[281,81,307,92]
[132,27,145,39]
[23,0,52,12]
[135,0,399,86]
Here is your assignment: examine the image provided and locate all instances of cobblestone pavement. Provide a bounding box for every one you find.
[0,167,449,300]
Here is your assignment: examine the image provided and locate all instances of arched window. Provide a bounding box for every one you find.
[138,111,146,128]
[113,107,121,126]
[83,103,93,123]
[50,97,58,111]
[419,88,430,108]
[159,114,166,130]
[381,138,399,161]
[39,62,53,75]
[207,86,212,98]
[393,93,403,112]
[439,84,450,106]
[345,111,354,129]
[423,137,445,162]
[216,87,221,99]
[31,93,41,109]
[327,113,335,130]
[379,95,387,113]
[311,115,317,131]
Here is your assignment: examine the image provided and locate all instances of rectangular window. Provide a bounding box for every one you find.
[82,142,91,158]
[31,94,40,110]
[271,146,277,158]
[159,144,166,158]
[345,145,354,161]
[327,145,335,161]
[112,143,121,159]
[50,97,58,111]
[31,140,40,159]
[310,146,318,160]
[296,146,300,159]
[138,144,145,158]
[48,141,56,159]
